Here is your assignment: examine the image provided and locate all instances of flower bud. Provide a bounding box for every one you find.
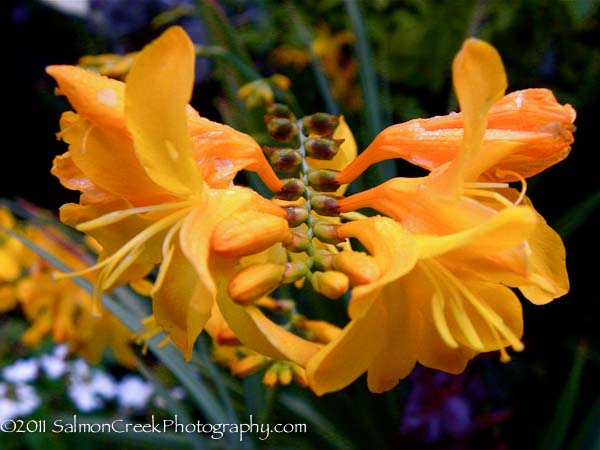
[228,264,285,305]
[302,113,339,136]
[211,211,291,258]
[311,270,349,299]
[308,169,340,192]
[332,250,381,286]
[267,117,298,142]
[262,365,279,387]
[311,195,341,216]
[277,178,306,201]
[216,328,242,346]
[304,137,343,159]
[265,103,295,121]
[278,364,293,385]
[292,365,308,387]
[297,318,342,343]
[284,228,310,253]
[231,354,268,377]
[313,249,334,271]
[313,221,343,244]
[269,149,302,172]
[285,205,309,227]
[282,261,308,284]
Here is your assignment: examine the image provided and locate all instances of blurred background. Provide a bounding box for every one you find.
[2,0,599,449]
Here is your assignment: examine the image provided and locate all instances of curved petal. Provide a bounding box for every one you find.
[126,26,203,198]
[519,218,569,304]
[58,112,175,205]
[337,217,418,319]
[191,117,283,192]
[306,299,386,396]
[366,282,419,393]
[152,239,213,360]
[46,65,127,133]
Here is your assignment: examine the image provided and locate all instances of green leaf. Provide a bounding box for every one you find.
[286,1,340,115]
[567,394,600,450]
[554,190,600,239]
[5,229,232,431]
[279,393,356,450]
[540,343,588,450]
[343,0,397,186]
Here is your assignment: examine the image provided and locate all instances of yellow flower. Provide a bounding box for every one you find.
[303,39,571,394]
[48,26,318,363]
[12,224,136,368]
[337,39,569,303]
[307,211,536,394]
[77,52,138,79]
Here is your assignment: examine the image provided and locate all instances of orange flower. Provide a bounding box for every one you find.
[48,26,318,363]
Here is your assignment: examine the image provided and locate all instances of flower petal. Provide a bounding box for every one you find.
[366,282,419,393]
[125,26,203,198]
[337,217,418,319]
[152,239,213,360]
[306,298,386,395]
[58,112,175,205]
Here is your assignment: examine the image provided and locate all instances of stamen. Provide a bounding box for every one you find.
[420,263,458,348]
[495,169,527,205]
[54,207,191,281]
[463,182,510,189]
[76,201,196,231]
[463,189,514,208]
[432,291,459,348]
[432,261,524,352]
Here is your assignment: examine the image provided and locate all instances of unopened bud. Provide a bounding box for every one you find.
[285,205,309,227]
[265,103,294,120]
[216,328,242,346]
[277,178,306,201]
[292,365,308,387]
[313,249,334,271]
[282,261,307,284]
[231,354,268,377]
[267,117,298,142]
[284,228,310,252]
[270,149,302,172]
[228,264,285,305]
[211,211,291,258]
[311,194,341,216]
[313,221,343,244]
[278,364,293,385]
[297,318,342,343]
[262,365,279,387]
[332,251,381,286]
[302,113,340,136]
[304,137,343,159]
[308,169,340,192]
[311,270,349,299]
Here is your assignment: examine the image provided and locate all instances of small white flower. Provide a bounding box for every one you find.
[40,355,67,380]
[39,0,90,17]
[88,372,117,399]
[2,359,38,383]
[117,376,153,410]
[0,382,41,422]
[68,382,103,412]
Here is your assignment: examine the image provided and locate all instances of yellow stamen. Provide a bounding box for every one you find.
[76,201,196,231]
[463,189,514,208]
[495,169,528,205]
[54,207,191,280]
[432,261,524,351]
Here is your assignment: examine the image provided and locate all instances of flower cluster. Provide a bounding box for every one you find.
[47,27,574,395]
[0,207,135,367]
